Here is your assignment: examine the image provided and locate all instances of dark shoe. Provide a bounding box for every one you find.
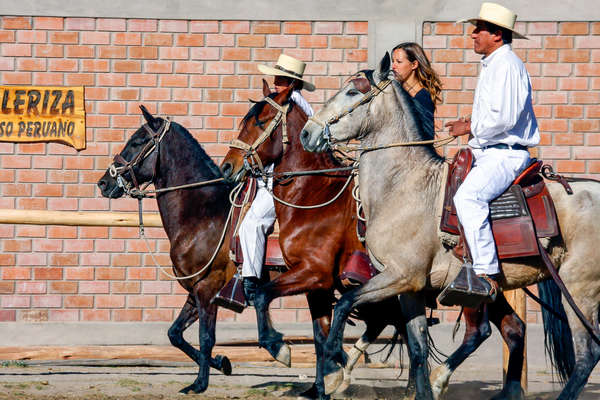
[438,265,501,308]
[243,277,260,306]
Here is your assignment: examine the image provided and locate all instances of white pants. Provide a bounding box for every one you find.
[239,179,276,278]
[453,147,530,275]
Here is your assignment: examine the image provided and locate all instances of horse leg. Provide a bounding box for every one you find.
[253,266,333,367]
[557,301,600,399]
[297,290,334,400]
[399,293,434,400]
[335,303,391,394]
[431,305,492,399]
[488,295,525,400]
[168,295,232,384]
[177,291,221,394]
[322,269,415,395]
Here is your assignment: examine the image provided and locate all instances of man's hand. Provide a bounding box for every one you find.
[445,117,471,137]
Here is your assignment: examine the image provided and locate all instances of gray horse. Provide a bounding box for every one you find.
[301,53,600,400]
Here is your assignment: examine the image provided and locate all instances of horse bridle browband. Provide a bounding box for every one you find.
[308,73,392,145]
[109,118,171,195]
[229,96,290,176]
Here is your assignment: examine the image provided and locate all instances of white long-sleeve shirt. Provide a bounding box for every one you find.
[469,44,540,149]
[291,90,313,118]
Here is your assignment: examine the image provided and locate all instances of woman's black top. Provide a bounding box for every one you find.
[412,88,435,139]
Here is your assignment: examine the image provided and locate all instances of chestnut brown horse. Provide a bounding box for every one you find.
[221,81,435,400]
[97,107,236,394]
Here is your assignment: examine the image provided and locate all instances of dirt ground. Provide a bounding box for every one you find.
[1,356,600,400]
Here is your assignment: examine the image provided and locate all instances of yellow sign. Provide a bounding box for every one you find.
[0,86,86,150]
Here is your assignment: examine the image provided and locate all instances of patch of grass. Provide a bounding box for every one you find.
[0,360,27,368]
[117,378,142,392]
[3,382,30,390]
[246,388,269,396]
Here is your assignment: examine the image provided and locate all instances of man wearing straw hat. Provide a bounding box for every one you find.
[444,2,540,305]
[240,54,315,304]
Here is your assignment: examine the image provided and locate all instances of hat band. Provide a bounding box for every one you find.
[275,65,303,79]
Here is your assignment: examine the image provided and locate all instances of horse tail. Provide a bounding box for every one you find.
[382,326,401,364]
[537,279,575,383]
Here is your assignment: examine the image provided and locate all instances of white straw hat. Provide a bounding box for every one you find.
[460,2,527,40]
[257,54,315,92]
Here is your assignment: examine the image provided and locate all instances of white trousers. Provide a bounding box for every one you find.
[239,179,276,278]
[453,147,530,275]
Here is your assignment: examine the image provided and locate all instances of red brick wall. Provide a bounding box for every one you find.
[1,16,598,325]
[0,16,368,323]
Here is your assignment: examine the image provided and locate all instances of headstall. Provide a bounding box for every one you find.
[308,73,392,146]
[109,118,171,196]
[229,96,290,177]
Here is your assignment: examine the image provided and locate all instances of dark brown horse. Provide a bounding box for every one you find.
[97,107,236,394]
[221,82,433,400]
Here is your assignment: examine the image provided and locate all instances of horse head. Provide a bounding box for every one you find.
[221,81,294,183]
[301,53,392,153]
[97,105,166,198]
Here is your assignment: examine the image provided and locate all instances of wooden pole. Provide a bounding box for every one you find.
[0,209,162,227]
[503,289,528,392]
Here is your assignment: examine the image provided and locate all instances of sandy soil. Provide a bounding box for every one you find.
[1,360,600,400]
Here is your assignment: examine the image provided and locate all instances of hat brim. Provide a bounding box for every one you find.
[458,17,528,40]
[257,64,315,92]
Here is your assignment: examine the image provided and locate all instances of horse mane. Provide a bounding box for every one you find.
[167,120,224,179]
[390,80,445,163]
[240,92,303,128]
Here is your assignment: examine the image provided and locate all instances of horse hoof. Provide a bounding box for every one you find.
[334,368,351,394]
[275,343,291,367]
[214,355,232,376]
[430,364,451,400]
[178,383,207,395]
[324,367,344,395]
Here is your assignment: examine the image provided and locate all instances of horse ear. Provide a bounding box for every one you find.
[262,79,272,97]
[378,52,391,81]
[139,104,157,126]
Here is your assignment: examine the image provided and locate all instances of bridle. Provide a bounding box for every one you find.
[228,96,290,177]
[308,72,392,146]
[109,118,171,197]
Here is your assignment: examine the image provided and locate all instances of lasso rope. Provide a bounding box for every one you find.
[266,168,356,209]
[141,181,245,281]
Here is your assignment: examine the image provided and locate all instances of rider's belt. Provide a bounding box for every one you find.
[482,143,528,151]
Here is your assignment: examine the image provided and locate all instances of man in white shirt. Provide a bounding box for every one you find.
[241,54,314,305]
[445,2,540,304]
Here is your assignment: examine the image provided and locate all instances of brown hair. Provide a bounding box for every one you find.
[392,42,443,110]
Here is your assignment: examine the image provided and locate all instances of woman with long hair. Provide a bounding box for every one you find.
[391,42,443,139]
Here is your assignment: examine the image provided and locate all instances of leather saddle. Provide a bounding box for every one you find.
[440,148,560,259]
[228,178,286,268]
[213,178,286,314]
[339,251,379,287]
